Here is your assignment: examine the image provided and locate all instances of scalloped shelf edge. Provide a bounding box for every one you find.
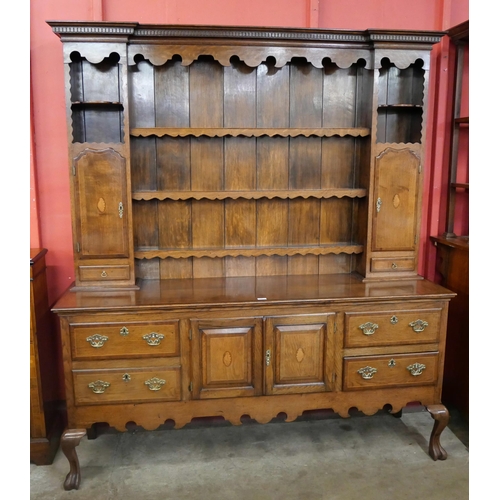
[132,190,368,201]
[134,245,364,260]
[130,128,371,139]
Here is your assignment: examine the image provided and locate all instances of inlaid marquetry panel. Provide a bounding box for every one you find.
[191,318,263,399]
[264,314,335,395]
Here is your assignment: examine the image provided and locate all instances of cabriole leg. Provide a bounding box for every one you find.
[61,429,87,490]
[427,404,449,460]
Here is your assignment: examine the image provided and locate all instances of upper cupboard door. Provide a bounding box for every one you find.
[73,148,129,258]
[372,148,420,251]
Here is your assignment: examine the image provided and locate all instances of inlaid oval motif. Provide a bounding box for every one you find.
[97,197,106,213]
[223,351,232,367]
[296,348,305,363]
[392,194,401,208]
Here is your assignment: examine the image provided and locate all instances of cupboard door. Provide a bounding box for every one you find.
[372,148,420,251]
[73,148,129,258]
[191,318,263,399]
[264,314,335,395]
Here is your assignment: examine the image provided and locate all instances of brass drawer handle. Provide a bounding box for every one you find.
[143,332,164,346]
[145,377,166,391]
[407,362,426,376]
[88,380,110,394]
[359,322,379,335]
[265,349,271,366]
[86,334,108,348]
[409,319,429,332]
[357,366,377,380]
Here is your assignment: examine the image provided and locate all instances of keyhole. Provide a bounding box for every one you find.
[122,373,131,382]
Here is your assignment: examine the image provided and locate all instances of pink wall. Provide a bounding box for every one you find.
[30,0,469,306]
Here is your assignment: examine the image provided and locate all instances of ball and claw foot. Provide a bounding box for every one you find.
[427,404,449,461]
[61,429,87,490]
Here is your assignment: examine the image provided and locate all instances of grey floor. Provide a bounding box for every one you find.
[30,406,469,500]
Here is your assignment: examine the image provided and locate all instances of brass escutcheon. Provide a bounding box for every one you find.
[143,332,164,346]
[388,359,396,367]
[86,334,108,348]
[265,349,271,367]
[88,380,110,394]
[118,202,124,218]
[101,271,108,277]
[376,197,382,213]
[122,373,131,382]
[390,315,398,325]
[120,327,129,336]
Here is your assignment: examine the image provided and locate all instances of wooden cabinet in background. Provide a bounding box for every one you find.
[431,19,469,420]
[48,22,455,490]
[30,249,63,465]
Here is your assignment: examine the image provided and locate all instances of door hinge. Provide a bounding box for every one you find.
[188,382,193,392]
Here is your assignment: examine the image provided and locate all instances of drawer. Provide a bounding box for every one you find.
[79,265,130,282]
[71,320,180,360]
[343,352,439,391]
[370,257,415,273]
[73,365,181,405]
[344,308,441,348]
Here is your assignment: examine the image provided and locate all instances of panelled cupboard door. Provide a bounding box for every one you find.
[264,314,335,395]
[191,318,263,399]
[73,148,129,258]
[372,148,420,251]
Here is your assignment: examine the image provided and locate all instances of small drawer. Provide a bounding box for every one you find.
[344,308,441,348]
[343,352,439,391]
[73,365,181,405]
[79,265,130,282]
[370,258,415,273]
[71,320,180,360]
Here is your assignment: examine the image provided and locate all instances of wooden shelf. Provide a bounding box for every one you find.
[132,189,368,201]
[378,104,422,109]
[71,101,123,107]
[134,243,364,260]
[130,127,370,138]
